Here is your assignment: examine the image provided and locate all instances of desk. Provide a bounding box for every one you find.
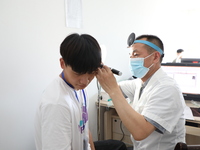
[185,100,200,144]
[96,101,133,146]
[97,100,200,145]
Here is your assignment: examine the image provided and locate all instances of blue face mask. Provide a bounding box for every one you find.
[130,53,154,78]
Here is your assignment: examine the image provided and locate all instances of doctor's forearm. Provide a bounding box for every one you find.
[110,89,155,141]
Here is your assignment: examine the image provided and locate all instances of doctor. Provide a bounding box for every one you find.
[96,34,190,150]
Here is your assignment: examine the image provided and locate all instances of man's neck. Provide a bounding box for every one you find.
[142,66,160,82]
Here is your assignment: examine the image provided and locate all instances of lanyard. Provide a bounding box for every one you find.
[61,71,86,106]
[61,71,88,134]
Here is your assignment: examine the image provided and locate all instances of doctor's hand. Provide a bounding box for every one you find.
[96,65,119,96]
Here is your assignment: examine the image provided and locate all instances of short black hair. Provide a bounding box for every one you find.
[136,34,164,62]
[177,49,184,53]
[60,33,102,74]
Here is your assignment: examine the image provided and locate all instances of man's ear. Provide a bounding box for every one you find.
[154,52,161,63]
[60,58,65,69]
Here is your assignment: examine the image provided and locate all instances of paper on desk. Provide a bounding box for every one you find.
[184,105,194,120]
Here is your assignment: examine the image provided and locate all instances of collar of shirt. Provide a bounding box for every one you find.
[141,76,152,88]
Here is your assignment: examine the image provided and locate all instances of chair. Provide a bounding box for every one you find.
[174,142,200,150]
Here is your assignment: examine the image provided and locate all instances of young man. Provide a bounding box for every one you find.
[34,33,127,150]
[96,34,192,150]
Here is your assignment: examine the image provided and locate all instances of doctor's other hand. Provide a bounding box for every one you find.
[96,65,119,95]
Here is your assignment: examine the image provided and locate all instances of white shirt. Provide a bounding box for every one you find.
[119,68,191,150]
[34,76,91,150]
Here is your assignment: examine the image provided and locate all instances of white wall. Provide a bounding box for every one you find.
[1,0,200,150]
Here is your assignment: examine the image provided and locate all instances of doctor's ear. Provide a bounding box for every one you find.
[153,52,161,63]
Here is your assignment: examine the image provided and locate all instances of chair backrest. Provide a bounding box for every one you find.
[174,142,188,150]
[174,142,200,150]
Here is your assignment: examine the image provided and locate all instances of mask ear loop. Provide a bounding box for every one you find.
[144,52,155,69]
[148,63,154,69]
[144,52,155,59]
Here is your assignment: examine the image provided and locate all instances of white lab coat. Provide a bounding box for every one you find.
[119,68,191,150]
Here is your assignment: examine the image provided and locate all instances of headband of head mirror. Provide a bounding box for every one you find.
[134,40,164,55]
[127,33,164,55]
